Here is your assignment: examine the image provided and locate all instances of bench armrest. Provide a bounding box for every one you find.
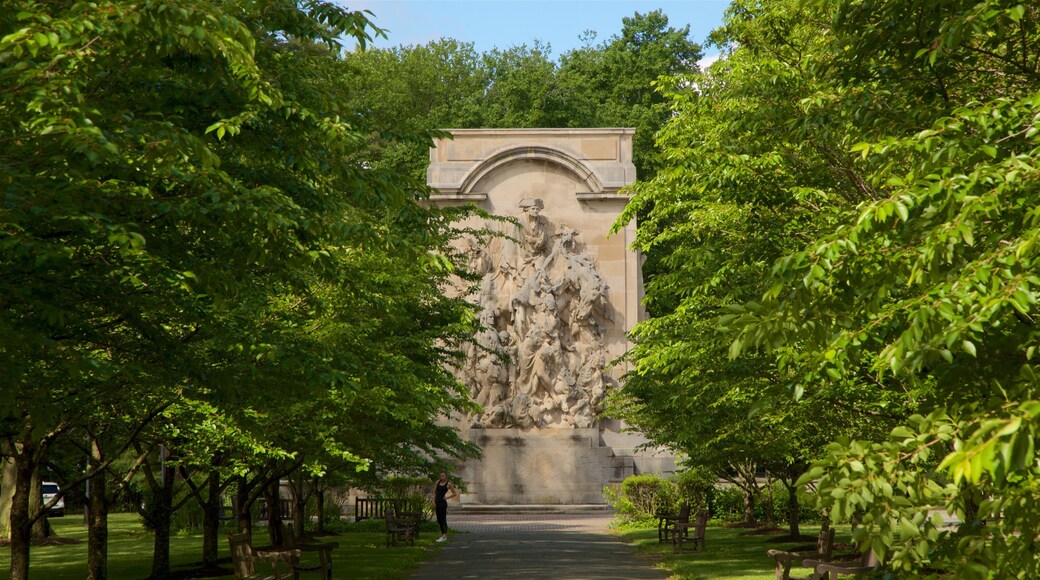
[254,548,301,562]
[768,549,812,564]
[814,563,877,574]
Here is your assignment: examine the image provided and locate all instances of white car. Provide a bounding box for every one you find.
[42,482,65,517]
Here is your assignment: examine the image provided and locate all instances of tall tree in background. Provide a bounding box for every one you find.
[340,38,489,176]
[559,10,701,179]
[338,9,702,181]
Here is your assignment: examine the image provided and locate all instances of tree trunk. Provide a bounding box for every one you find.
[235,478,253,542]
[9,444,35,580]
[149,450,174,580]
[292,484,307,540]
[0,444,16,540]
[29,465,48,539]
[264,481,283,546]
[726,460,761,527]
[786,483,801,537]
[285,469,309,541]
[764,474,775,528]
[87,435,108,580]
[741,486,756,526]
[200,471,220,568]
[314,487,326,535]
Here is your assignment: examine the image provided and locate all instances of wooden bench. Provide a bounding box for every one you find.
[258,499,295,521]
[656,503,691,544]
[385,510,419,547]
[810,550,880,578]
[767,527,836,579]
[228,533,298,580]
[673,511,709,554]
[284,523,337,579]
[355,497,425,522]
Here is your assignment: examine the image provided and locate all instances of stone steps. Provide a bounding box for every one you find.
[455,504,612,514]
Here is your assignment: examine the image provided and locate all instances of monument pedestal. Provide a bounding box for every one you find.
[457,426,642,505]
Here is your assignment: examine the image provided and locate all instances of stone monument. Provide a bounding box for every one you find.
[428,129,674,504]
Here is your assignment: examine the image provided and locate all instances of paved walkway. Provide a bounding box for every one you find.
[409,512,666,580]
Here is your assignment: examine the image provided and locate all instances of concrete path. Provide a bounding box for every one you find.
[409,512,666,580]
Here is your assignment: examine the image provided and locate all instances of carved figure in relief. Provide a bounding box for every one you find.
[471,311,504,406]
[519,198,551,256]
[508,393,536,429]
[460,197,614,429]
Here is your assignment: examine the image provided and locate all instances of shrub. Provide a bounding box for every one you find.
[607,473,824,528]
[604,474,676,526]
[710,482,823,525]
[376,476,434,521]
[673,468,716,514]
[305,493,343,532]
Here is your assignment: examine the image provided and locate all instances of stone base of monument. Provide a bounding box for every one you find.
[456,425,675,505]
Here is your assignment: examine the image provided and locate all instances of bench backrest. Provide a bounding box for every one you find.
[356,497,425,521]
[357,497,395,521]
[693,511,709,537]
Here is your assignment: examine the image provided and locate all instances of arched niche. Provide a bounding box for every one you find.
[457,145,604,196]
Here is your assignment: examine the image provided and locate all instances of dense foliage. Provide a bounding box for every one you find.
[615,0,1040,575]
[0,1,478,578]
[605,472,817,529]
[336,10,702,182]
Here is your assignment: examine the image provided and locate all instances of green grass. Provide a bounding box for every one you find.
[5,515,856,580]
[617,524,854,580]
[0,513,442,580]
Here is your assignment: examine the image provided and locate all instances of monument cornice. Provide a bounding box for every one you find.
[428,128,637,199]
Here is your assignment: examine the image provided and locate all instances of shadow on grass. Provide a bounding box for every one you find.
[1,513,443,580]
[618,524,850,580]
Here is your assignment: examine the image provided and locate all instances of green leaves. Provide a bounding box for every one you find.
[619,0,1040,574]
[0,0,482,554]
[937,402,1039,486]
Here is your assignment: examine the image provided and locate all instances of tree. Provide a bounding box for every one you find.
[730,1,1040,574]
[481,41,571,128]
[607,0,909,536]
[335,10,702,182]
[338,38,489,179]
[559,10,702,179]
[621,0,1040,574]
[1,1,479,578]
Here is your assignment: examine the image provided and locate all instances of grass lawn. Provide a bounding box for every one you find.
[617,524,854,580]
[0,512,442,579]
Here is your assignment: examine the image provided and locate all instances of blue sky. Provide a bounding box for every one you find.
[349,1,730,59]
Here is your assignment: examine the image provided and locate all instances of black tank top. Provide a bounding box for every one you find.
[436,481,449,502]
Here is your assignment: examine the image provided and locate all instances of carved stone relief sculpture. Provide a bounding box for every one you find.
[458,198,614,429]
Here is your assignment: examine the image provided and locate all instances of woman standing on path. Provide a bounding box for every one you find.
[434,471,459,542]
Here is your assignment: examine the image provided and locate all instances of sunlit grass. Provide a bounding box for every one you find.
[1,512,441,579]
[617,524,854,580]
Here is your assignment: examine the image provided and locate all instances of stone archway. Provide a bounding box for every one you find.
[456,145,605,196]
